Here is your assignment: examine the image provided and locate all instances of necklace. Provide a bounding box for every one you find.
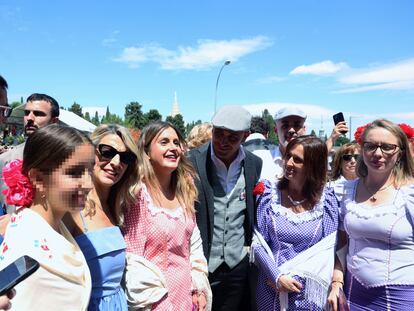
[287,194,306,206]
[364,182,394,202]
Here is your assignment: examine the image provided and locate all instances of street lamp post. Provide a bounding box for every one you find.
[214,60,231,114]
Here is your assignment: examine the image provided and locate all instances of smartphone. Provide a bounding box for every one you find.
[333,112,348,135]
[0,255,40,295]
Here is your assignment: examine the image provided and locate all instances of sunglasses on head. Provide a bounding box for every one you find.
[97,144,136,165]
[342,154,359,161]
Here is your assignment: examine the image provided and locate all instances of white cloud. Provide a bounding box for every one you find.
[113,36,272,70]
[336,59,414,93]
[102,31,120,47]
[290,60,348,75]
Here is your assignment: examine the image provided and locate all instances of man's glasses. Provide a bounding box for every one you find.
[97,144,136,165]
[0,105,12,118]
[342,154,359,161]
[362,142,399,155]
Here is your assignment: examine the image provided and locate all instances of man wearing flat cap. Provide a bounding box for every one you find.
[189,105,262,311]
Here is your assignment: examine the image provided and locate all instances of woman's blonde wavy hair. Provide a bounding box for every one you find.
[137,121,198,214]
[89,124,139,225]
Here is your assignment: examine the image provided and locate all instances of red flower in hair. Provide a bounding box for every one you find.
[354,123,370,145]
[399,123,414,139]
[253,182,265,196]
[1,160,34,207]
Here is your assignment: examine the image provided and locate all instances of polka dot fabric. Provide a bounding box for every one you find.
[123,185,195,310]
[253,180,339,310]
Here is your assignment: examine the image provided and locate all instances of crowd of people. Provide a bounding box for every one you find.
[1,73,414,311]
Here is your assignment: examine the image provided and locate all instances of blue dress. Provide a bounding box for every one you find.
[75,226,127,311]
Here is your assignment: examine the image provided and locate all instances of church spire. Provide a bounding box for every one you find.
[171,91,180,117]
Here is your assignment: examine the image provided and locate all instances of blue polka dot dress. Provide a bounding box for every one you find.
[253,180,339,310]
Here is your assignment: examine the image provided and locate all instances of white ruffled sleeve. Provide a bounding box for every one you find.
[190,224,212,311]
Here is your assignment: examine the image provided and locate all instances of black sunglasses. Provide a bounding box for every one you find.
[0,105,12,118]
[342,154,359,161]
[97,144,136,165]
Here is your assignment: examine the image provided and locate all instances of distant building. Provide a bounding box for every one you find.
[171,91,180,117]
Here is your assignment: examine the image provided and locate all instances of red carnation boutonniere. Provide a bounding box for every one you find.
[253,181,265,196]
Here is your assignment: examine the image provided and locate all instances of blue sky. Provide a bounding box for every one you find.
[1,0,414,137]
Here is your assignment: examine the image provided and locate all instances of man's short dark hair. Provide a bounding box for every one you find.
[0,75,8,90]
[26,93,60,118]
[250,116,269,135]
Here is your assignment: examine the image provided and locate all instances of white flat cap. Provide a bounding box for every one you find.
[212,105,251,131]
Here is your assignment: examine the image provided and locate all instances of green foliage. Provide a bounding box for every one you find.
[310,129,316,136]
[262,109,278,144]
[10,101,21,109]
[166,114,186,137]
[84,111,91,122]
[125,101,145,128]
[335,135,351,146]
[143,109,162,127]
[91,111,100,126]
[68,102,83,117]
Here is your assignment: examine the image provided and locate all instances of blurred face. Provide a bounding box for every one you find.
[284,144,305,183]
[24,100,56,136]
[44,143,94,215]
[212,127,248,165]
[149,127,182,174]
[276,116,306,146]
[340,151,359,180]
[94,134,133,188]
[362,127,401,175]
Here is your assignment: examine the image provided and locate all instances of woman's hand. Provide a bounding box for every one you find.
[276,275,302,293]
[192,291,207,311]
[327,282,343,311]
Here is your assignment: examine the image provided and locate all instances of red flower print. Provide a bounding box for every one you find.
[253,182,265,196]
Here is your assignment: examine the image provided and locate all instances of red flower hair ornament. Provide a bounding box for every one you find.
[2,159,34,207]
[253,181,265,196]
[399,123,414,140]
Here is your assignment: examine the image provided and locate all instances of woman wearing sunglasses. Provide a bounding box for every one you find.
[328,119,414,310]
[123,121,211,311]
[329,143,360,201]
[64,124,138,311]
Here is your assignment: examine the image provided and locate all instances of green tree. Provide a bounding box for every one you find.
[166,114,186,137]
[310,129,316,136]
[10,101,21,109]
[262,109,278,144]
[143,109,162,126]
[334,135,351,146]
[125,102,145,128]
[68,102,83,117]
[84,111,91,122]
[91,111,100,126]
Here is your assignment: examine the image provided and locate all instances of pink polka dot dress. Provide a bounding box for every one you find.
[123,185,195,311]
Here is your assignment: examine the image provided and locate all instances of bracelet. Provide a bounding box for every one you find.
[331,280,344,285]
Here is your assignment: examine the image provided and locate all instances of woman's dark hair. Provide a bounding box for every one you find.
[278,135,328,207]
[23,124,91,174]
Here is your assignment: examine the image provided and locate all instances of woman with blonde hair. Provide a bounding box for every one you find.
[328,119,414,310]
[187,123,213,150]
[65,124,139,310]
[123,121,211,310]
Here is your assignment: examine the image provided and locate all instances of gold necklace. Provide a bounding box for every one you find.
[364,182,394,202]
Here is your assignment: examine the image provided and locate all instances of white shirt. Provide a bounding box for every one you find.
[211,146,246,195]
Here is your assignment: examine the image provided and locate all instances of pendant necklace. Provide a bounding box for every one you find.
[287,194,306,206]
[364,182,393,202]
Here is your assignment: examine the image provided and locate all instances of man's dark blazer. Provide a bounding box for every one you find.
[188,142,263,259]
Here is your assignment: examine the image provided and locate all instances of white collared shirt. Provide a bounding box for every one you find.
[211,146,246,195]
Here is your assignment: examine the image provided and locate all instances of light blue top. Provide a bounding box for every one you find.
[340,180,414,287]
[75,226,127,311]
